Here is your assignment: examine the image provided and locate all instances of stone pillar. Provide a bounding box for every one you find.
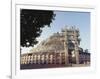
[75,44,79,64]
[55,53,57,64]
[34,55,36,64]
[30,55,33,64]
[38,54,40,64]
[64,29,69,65]
[74,30,79,64]
[25,55,28,64]
[59,52,62,64]
[52,54,55,64]
[50,54,53,64]
[46,54,48,64]
[41,54,45,64]
[32,55,34,64]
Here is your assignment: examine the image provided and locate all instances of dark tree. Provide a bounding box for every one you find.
[20,9,55,47]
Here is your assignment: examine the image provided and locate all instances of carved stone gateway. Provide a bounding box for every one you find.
[62,26,80,64]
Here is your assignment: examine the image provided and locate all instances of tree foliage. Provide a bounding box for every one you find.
[20,9,55,47]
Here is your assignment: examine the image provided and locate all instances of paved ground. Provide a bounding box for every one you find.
[71,63,90,67]
[20,63,90,70]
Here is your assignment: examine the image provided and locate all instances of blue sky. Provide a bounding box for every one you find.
[22,11,90,53]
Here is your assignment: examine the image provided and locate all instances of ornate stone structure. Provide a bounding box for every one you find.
[21,26,90,67]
